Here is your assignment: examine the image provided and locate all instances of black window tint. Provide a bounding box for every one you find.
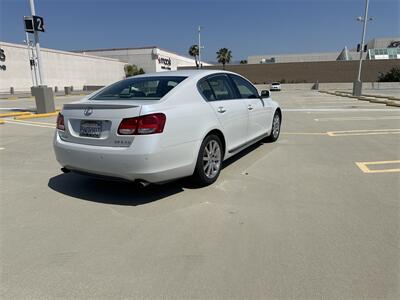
[207,75,236,100]
[91,76,186,100]
[230,74,259,99]
[198,79,215,101]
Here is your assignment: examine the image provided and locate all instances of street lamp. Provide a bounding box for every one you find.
[353,0,372,96]
[198,25,205,68]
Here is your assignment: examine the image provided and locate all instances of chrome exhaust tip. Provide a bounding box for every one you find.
[61,167,71,173]
[136,180,150,188]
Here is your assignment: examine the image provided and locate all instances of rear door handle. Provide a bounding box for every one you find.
[248,105,254,110]
[217,106,226,113]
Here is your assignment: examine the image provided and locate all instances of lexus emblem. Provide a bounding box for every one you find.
[83,107,93,116]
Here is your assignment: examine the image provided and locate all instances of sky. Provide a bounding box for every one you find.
[0,0,399,62]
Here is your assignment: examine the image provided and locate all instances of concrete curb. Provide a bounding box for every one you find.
[369,99,390,104]
[14,111,60,120]
[362,94,390,99]
[0,112,32,118]
[358,97,373,101]
[386,101,400,107]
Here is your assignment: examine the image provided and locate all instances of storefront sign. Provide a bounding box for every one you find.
[158,56,171,66]
[0,48,6,71]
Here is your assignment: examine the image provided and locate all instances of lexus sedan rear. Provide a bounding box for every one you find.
[54,70,281,186]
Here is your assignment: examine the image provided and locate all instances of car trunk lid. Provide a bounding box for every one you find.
[59,101,144,147]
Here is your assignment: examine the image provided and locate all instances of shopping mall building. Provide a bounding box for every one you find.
[0,43,204,93]
[0,36,398,93]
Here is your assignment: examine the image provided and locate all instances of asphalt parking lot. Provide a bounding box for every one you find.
[1,90,399,299]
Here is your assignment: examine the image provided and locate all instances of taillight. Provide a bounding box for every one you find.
[118,117,138,135]
[56,113,65,130]
[118,113,166,135]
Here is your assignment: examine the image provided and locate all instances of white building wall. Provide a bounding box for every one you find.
[0,42,126,93]
[81,48,157,73]
[79,47,210,74]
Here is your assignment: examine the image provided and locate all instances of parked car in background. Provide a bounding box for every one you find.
[270,82,282,91]
[54,70,281,186]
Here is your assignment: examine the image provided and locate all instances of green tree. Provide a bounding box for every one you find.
[124,64,145,77]
[378,67,400,82]
[188,45,199,68]
[216,48,232,70]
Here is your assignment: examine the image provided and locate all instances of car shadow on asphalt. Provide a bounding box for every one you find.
[48,140,268,206]
[48,173,190,206]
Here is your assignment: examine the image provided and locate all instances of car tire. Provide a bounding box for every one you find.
[265,112,281,142]
[192,134,223,186]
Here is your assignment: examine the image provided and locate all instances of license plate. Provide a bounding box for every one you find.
[80,120,102,138]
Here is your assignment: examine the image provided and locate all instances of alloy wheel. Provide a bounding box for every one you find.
[202,140,221,179]
[273,114,280,139]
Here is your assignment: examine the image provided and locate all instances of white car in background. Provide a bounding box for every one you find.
[270,82,281,91]
[54,70,281,186]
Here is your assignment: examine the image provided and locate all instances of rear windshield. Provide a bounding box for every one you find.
[91,76,187,100]
[272,82,280,85]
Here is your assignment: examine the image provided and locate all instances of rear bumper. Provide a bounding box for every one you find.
[53,132,199,183]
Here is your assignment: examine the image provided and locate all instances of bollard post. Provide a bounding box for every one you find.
[10,87,14,95]
[54,86,58,93]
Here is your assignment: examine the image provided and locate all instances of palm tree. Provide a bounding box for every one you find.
[188,45,199,69]
[216,48,232,70]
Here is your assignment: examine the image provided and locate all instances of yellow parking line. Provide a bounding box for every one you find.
[6,97,18,100]
[355,161,400,174]
[0,111,32,117]
[0,119,4,124]
[327,129,400,136]
[14,111,59,120]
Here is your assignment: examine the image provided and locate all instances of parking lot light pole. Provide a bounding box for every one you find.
[353,0,370,96]
[198,25,204,69]
[24,33,37,87]
[29,0,44,85]
[27,0,55,113]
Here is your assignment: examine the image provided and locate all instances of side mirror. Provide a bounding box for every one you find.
[260,90,270,98]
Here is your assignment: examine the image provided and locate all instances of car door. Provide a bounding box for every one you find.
[198,74,248,152]
[229,74,272,140]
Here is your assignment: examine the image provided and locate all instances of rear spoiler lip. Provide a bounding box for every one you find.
[63,103,139,110]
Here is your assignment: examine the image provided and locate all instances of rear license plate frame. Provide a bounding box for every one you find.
[79,120,102,138]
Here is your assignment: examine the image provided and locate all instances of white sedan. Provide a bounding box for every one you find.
[270,82,281,91]
[54,70,281,186]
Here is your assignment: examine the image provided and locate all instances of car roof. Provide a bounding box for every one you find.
[132,69,236,80]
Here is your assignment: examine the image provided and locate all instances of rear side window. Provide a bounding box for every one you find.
[91,76,186,100]
[205,75,236,101]
[198,80,216,101]
[230,74,259,99]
